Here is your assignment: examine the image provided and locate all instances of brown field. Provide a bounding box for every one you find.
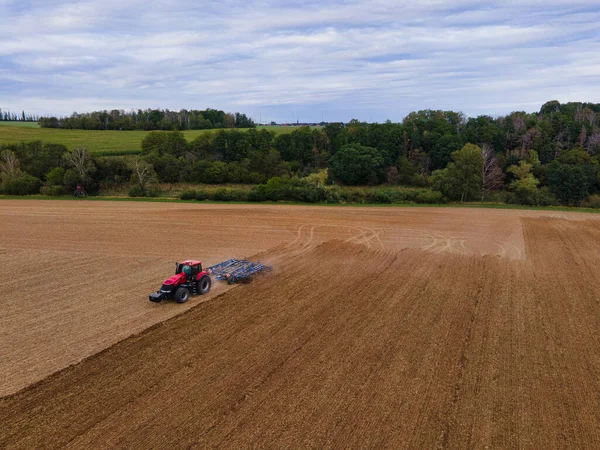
[1,201,600,449]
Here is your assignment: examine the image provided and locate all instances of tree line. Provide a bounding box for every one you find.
[38,108,256,131]
[0,109,40,122]
[2,100,600,207]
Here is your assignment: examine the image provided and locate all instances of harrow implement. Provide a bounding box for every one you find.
[207,259,271,284]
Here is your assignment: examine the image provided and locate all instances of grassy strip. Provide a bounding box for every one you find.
[0,125,315,154]
[0,121,40,128]
[1,194,600,214]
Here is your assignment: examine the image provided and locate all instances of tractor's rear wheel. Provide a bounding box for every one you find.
[197,275,212,295]
[175,287,190,304]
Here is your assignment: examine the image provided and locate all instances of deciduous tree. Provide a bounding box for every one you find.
[430,143,483,202]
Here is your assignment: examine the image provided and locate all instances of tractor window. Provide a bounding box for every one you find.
[182,265,193,278]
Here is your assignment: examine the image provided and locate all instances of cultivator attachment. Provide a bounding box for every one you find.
[207,259,271,284]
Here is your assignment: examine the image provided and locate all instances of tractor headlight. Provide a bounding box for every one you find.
[160,284,174,293]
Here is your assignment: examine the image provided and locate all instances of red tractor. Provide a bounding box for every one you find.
[149,260,211,303]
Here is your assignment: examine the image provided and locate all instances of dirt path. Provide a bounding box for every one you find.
[2,213,600,449]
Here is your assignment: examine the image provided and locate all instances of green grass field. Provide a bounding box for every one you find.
[0,121,40,128]
[0,125,314,155]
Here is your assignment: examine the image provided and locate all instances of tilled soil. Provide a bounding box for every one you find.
[0,200,563,396]
[2,206,600,449]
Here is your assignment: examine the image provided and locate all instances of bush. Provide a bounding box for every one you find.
[40,185,65,196]
[534,187,559,206]
[481,190,506,203]
[45,167,66,186]
[505,187,559,206]
[393,189,420,203]
[128,184,146,197]
[323,185,344,204]
[248,185,268,202]
[583,194,600,209]
[352,188,446,205]
[247,171,266,184]
[416,190,448,204]
[128,184,160,197]
[146,185,162,197]
[195,189,207,201]
[505,190,534,205]
[62,169,81,191]
[342,189,368,204]
[247,177,325,203]
[179,189,197,200]
[370,189,393,204]
[203,162,227,184]
[2,173,43,195]
[209,188,248,202]
[95,157,133,184]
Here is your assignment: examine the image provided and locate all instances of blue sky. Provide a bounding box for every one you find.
[1,0,599,123]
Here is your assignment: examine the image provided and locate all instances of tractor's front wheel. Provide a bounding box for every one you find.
[197,275,212,295]
[175,287,190,304]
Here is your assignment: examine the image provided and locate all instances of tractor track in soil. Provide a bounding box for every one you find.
[2,201,600,448]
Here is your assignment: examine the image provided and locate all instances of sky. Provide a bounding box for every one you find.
[1,0,599,123]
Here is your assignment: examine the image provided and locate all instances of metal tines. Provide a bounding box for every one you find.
[207,259,272,283]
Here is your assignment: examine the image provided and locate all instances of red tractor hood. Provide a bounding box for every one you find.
[163,273,186,286]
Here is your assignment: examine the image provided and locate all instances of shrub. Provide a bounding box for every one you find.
[128,184,146,197]
[304,169,329,187]
[323,185,344,204]
[203,162,227,184]
[393,189,420,203]
[342,189,368,204]
[45,167,66,186]
[232,189,249,202]
[128,183,160,198]
[209,188,248,202]
[62,169,81,191]
[370,189,393,204]
[248,177,325,203]
[146,185,162,197]
[286,183,325,203]
[534,187,559,206]
[416,190,447,204]
[247,171,266,184]
[504,187,558,206]
[583,194,600,209]
[95,157,133,184]
[195,189,207,201]
[505,190,534,205]
[248,185,268,202]
[40,185,65,196]
[2,173,43,195]
[179,189,197,200]
[481,190,506,203]
[394,156,428,187]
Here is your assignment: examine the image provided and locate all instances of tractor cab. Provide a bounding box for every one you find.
[175,260,203,282]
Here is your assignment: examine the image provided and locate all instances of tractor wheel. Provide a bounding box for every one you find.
[174,287,190,304]
[197,275,212,295]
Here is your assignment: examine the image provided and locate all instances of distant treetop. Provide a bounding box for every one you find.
[37,108,255,131]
